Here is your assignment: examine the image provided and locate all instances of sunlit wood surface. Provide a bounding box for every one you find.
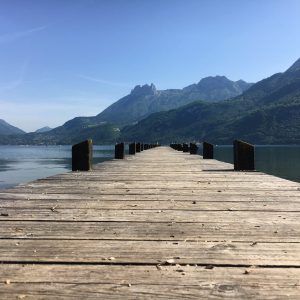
[0,146,300,299]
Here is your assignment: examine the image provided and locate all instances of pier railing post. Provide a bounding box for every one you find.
[190,143,198,154]
[203,142,214,159]
[115,142,125,159]
[182,143,189,152]
[171,143,183,151]
[129,142,136,155]
[233,140,255,171]
[72,139,93,171]
[136,142,141,153]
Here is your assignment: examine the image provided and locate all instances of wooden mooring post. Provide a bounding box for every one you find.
[115,142,125,159]
[203,141,214,159]
[72,139,93,171]
[170,143,183,151]
[234,140,255,171]
[136,142,141,153]
[190,143,198,155]
[182,143,189,152]
[129,142,136,155]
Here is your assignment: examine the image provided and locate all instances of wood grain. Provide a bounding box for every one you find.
[0,265,300,299]
[0,146,299,298]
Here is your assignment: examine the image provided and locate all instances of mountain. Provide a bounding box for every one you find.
[287,57,300,72]
[0,75,252,145]
[94,76,252,126]
[0,119,25,135]
[0,122,120,145]
[121,58,300,144]
[56,76,252,132]
[35,126,52,133]
[2,55,299,145]
[182,76,252,101]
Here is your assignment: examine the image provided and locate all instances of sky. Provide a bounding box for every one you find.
[0,0,300,132]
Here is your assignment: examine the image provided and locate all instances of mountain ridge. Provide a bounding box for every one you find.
[2,56,300,146]
[94,76,253,126]
[0,119,25,136]
[121,58,300,144]
[35,126,52,133]
[3,74,251,145]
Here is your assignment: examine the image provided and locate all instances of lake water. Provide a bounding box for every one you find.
[0,145,299,189]
[213,145,300,183]
[0,145,116,189]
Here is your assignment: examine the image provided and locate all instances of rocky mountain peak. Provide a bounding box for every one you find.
[197,75,230,86]
[131,83,157,96]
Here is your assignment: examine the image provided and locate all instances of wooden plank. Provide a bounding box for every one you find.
[6,187,300,197]
[0,220,299,242]
[20,180,300,189]
[0,239,299,265]
[3,198,300,211]
[0,189,300,205]
[2,191,300,202]
[0,265,299,299]
[1,208,300,223]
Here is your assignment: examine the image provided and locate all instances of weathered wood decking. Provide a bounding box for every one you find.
[0,146,300,299]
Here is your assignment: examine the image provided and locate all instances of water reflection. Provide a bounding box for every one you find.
[213,145,300,183]
[0,145,115,189]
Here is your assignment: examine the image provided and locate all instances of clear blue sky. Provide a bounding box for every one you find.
[0,0,299,132]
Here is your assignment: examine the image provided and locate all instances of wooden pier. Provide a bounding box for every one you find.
[0,146,300,299]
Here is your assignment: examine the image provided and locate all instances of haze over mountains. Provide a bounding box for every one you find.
[0,58,299,145]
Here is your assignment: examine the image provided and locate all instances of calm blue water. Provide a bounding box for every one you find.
[0,145,116,189]
[0,145,299,189]
[213,145,300,183]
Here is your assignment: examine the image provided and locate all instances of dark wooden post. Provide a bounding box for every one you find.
[190,143,198,155]
[129,142,136,155]
[72,139,93,171]
[115,142,125,159]
[182,143,189,152]
[141,143,144,151]
[203,142,214,159]
[234,140,255,171]
[136,142,141,153]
